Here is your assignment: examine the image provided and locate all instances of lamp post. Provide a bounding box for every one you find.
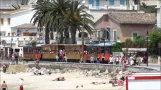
[11,38,13,55]
[104,29,106,56]
[146,31,149,67]
[82,0,86,63]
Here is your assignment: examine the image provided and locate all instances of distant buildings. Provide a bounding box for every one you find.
[0,0,159,57]
[0,7,43,56]
[94,13,156,42]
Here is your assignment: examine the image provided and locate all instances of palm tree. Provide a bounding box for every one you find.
[59,1,94,44]
[31,0,94,44]
[31,0,70,44]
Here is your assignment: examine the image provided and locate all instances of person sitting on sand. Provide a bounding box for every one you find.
[52,77,65,81]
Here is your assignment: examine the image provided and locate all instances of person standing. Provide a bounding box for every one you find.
[64,54,67,62]
[2,64,6,73]
[19,78,24,90]
[56,54,59,62]
[1,81,8,90]
[14,52,19,64]
[109,55,114,64]
[90,55,94,63]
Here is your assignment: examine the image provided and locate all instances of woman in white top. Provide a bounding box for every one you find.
[19,78,24,90]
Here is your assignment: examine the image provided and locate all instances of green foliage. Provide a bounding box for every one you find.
[133,36,146,48]
[31,0,94,44]
[125,39,133,47]
[112,42,124,52]
[149,29,161,55]
[31,41,37,47]
[140,3,156,13]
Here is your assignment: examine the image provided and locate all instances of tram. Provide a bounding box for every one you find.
[23,43,113,63]
[23,44,43,61]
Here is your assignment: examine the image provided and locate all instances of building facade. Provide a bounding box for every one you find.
[94,13,155,42]
[0,8,39,56]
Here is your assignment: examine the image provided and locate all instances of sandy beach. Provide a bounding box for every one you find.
[1,71,125,90]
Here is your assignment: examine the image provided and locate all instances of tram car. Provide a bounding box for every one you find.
[42,44,82,62]
[23,43,113,63]
[23,44,42,61]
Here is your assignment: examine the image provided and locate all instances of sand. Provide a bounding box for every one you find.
[1,72,125,90]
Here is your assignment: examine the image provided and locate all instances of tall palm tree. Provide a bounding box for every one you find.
[60,1,94,44]
[31,0,70,44]
[31,0,94,44]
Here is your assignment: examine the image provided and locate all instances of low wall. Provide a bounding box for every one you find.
[28,63,159,73]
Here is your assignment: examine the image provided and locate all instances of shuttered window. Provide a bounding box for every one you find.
[120,0,125,5]
[133,32,138,40]
[1,18,4,25]
[114,31,117,41]
[88,0,94,5]
[96,0,100,9]
[8,18,11,25]
[110,0,114,5]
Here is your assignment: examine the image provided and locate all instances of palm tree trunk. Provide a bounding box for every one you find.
[64,29,69,44]
[45,30,50,44]
[71,31,76,44]
[50,32,54,40]
[59,32,64,44]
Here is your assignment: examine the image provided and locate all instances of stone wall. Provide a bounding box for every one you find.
[28,63,159,73]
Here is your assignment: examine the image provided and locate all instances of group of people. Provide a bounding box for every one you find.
[56,49,67,62]
[130,55,147,66]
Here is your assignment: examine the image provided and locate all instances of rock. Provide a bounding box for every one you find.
[119,71,123,75]
[55,69,60,73]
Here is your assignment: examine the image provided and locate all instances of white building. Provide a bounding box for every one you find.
[0,8,40,56]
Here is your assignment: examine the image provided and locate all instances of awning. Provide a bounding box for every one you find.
[86,42,113,47]
[122,48,147,52]
[24,44,44,47]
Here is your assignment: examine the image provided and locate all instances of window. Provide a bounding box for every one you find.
[96,0,100,9]
[88,0,94,5]
[0,18,4,25]
[8,33,10,36]
[113,31,117,41]
[98,31,100,40]
[133,32,138,40]
[8,18,10,25]
[12,32,15,36]
[110,0,114,5]
[120,0,125,5]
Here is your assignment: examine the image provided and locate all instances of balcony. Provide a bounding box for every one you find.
[88,5,128,10]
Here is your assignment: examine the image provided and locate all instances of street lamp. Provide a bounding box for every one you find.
[81,0,86,63]
[11,38,13,54]
[104,29,106,56]
[146,31,149,67]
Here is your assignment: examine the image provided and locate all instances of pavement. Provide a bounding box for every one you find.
[0,59,160,71]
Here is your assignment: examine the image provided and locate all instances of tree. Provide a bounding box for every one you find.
[133,36,146,48]
[31,0,94,44]
[112,42,124,52]
[140,2,156,13]
[149,28,161,55]
[31,41,37,60]
[60,1,94,44]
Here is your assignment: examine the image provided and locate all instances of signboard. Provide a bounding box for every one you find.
[122,48,147,52]
[126,73,161,90]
